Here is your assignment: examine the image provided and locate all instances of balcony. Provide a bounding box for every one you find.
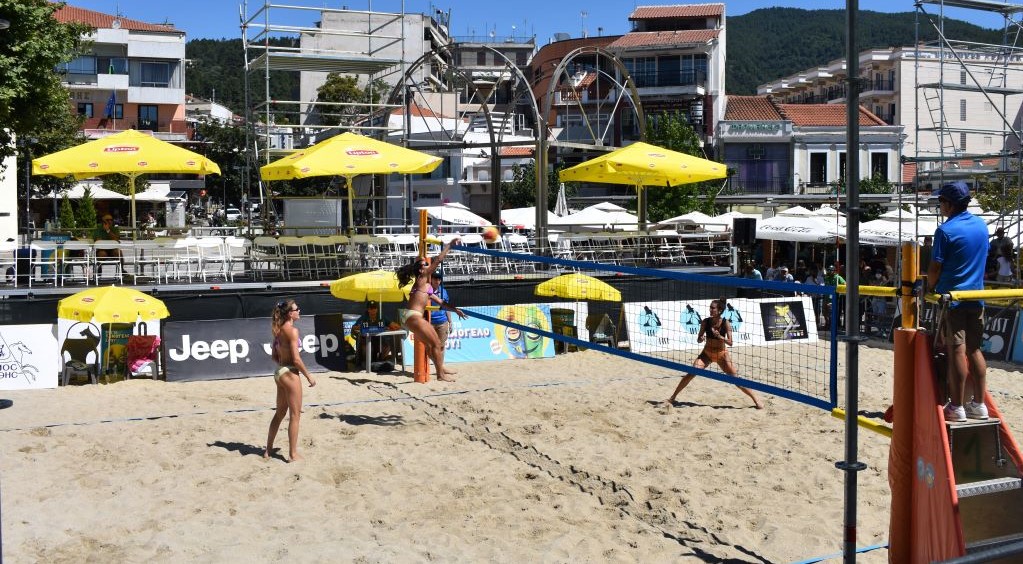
[81,118,189,141]
[726,178,791,195]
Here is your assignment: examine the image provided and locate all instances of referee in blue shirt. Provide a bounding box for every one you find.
[927,181,989,422]
[430,270,456,377]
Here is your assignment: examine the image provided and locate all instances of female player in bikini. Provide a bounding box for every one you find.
[396,239,466,382]
[265,299,317,462]
[664,298,763,409]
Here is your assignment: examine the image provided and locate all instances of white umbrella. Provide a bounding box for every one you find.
[554,183,569,217]
[417,203,491,227]
[588,201,627,212]
[711,211,760,231]
[550,207,639,231]
[133,185,171,202]
[778,205,816,217]
[36,183,127,200]
[756,215,841,243]
[654,210,728,232]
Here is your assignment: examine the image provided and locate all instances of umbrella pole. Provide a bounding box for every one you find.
[346,176,355,237]
[129,173,138,242]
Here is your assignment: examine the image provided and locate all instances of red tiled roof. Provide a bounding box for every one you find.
[630,4,725,19]
[54,5,182,33]
[500,146,534,157]
[901,161,917,185]
[608,29,719,49]
[724,96,783,120]
[390,104,447,119]
[777,104,887,127]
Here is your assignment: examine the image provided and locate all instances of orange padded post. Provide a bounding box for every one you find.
[888,241,919,560]
[414,209,430,383]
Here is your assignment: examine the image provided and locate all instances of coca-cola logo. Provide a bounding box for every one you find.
[346,149,378,156]
[103,145,139,153]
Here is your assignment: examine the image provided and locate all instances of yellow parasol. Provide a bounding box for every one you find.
[329,270,413,303]
[535,273,622,302]
[32,130,221,238]
[260,132,442,235]
[57,286,170,324]
[558,141,726,228]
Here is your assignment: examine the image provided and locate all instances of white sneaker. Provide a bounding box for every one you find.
[944,403,967,423]
[965,401,989,420]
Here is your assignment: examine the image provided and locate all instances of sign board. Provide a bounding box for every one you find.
[282,198,344,235]
[402,305,555,363]
[0,324,59,390]
[163,314,347,381]
[623,297,818,354]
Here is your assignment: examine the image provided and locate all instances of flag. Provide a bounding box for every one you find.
[103,92,116,118]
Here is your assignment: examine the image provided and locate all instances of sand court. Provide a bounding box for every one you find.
[3,345,1022,562]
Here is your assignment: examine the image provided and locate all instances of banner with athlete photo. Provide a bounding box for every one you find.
[0,324,59,390]
[402,305,555,363]
[623,297,819,354]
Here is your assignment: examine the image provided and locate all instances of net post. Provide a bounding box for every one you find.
[889,241,919,560]
[901,242,918,329]
[414,209,430,384]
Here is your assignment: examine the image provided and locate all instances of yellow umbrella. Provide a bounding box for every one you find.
[260,132,442,235]
[558,141,726,228]
[33,130,221,238]
[535,273,621,302]
[57,286,170,324]
[329,270,413,303]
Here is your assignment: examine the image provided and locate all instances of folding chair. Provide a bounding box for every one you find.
[125,325,161,380]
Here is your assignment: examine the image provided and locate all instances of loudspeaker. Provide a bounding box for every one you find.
[733,217,757,247]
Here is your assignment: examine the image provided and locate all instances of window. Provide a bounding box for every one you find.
[111,104,124,119]
[62,56,97,75]
[658,55,681,86]
[960,99,967,121]
[960,132,967,150]
[870,152,889,180]
[138,105,158,130]
[516,51,527,66]
[747,144,765,160]
[77,103,93,118]
[477,51,486,66]
[984,136,992,146]
[140,61,170,87]
[960,70,967,85]
[809,152,827,184]
[839,152,847,183]
[97,57,128,74]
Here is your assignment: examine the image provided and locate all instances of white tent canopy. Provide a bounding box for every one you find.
[778,205,815,217]
[501,207,558,231]
[133,184,172,202]
[756,215,841,243]
[550,206,639,231]
[711,211,761,231]
[654,210,728,232]
[35,183,127,200]
[417,203,491,227]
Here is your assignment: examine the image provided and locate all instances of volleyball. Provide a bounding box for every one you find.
[482,226,500,243]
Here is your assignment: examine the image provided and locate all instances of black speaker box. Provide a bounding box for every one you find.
[733,217,757,246]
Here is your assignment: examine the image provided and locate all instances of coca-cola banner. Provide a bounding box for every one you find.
[163,314,346,382]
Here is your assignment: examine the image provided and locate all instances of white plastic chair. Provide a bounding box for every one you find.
[60,240,92,286]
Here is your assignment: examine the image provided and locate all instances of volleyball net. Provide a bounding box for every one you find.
[438,243,840,410]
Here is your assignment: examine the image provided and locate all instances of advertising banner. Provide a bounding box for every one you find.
[56,318,161,379]
[402,305,555,364]
[981,306,1017,362]
[623,296,819,354]
[164,314,347,382]
[0,324,59,390]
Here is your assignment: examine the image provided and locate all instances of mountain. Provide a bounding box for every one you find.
[185,38,299,116]
[726,8,1005,95]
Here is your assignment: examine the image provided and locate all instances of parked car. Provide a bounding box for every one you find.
[224,207,243,222]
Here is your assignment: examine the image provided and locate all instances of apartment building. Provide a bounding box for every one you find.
[717,96,904,194]
[53,5,188,141]
[757,45,1023,187]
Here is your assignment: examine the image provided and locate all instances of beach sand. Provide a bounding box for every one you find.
[2,342,1022,562]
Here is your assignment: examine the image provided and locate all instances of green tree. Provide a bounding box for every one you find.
[58,193,76,231]
[192,118,257,205]
[102,174,150,197]
[857,173,895,222]
[76,186,97,235]
[975,177,1023,216]
[316,74,389,124]
[643,112,719,221]
[501,162,569,209]
[0,0,90,164]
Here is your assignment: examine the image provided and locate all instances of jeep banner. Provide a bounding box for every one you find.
[163,314,346,382]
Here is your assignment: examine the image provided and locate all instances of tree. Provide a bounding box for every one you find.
[191,118,257,205]
[58,193,76,231]
[857,173,895,222]
[643,112,719,221]
[0,0,90,164]
[102,174,150,197]
[501,162,569,209]
[75,186,97,235]
[315,74,389,124]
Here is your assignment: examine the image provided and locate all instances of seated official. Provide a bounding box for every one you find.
[350,300,400,368]
[93,214,122,258]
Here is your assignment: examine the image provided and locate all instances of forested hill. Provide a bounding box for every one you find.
[183,8,1005,111]
[726,8,1004,94]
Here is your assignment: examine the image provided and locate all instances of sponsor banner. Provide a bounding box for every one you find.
[623,297,819,354]
[403,305,555,363]
[0,324,59,390]
[981,306,1017,362]
[164,314,346,382]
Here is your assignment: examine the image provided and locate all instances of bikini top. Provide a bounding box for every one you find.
[703,318,727,340]
[410,285,435,296]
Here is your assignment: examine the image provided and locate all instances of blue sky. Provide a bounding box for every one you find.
[68,0,1004,44]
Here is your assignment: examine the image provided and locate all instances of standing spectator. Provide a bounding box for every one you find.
[777,266,794,283]
[990,227,1013,260]
[996,246,1014,284]
[920,236,933,275]
[430,270,457,377]
[927,181,990,422]
[823,265,846,327]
